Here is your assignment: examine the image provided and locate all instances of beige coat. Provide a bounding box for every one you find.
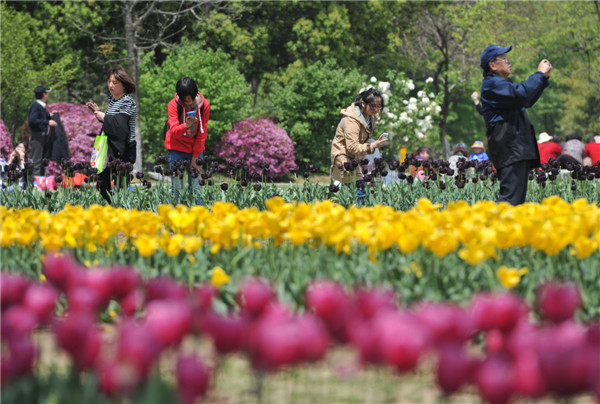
[330,103,376,183]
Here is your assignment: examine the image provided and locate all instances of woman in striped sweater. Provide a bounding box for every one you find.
[87,66,137,204]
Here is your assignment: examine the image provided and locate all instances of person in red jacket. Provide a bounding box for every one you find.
[165,77,210,205]
[584,135,600,166]
[537,132,562,164]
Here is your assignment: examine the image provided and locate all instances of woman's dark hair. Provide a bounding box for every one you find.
[107,66,136,94]
[565,132,582,142]
[416,146,431,156]
[176,77,199,100]
[354,88,384,110]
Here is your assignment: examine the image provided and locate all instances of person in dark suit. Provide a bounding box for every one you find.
[28,86,57,176]
[479,45,552,205]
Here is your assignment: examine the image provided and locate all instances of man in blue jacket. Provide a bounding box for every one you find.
[479,45,552,205]
[28,86,57,176]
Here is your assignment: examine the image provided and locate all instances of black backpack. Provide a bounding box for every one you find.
[163,102,204,140]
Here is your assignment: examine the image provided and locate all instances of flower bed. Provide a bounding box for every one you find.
[1,255,598,404]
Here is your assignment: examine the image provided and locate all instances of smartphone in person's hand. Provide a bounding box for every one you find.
[187,111,197,118]
[381,133,389,140]
[87,103,97,112]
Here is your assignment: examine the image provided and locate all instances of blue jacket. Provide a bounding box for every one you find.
[480,72,549,169]
[28,101,51,140]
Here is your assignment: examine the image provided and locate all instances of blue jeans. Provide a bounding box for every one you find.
[356,179,366,206]
[168,150,202,205]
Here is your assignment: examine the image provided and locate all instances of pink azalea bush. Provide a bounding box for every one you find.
[217,118,297,179]
[1,104,100,175]
[0,120,14,160]
[46,103,102,175]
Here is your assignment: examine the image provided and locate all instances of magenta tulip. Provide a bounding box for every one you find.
[144,299,192,348]
[176,355,210,404]
[537,282,582,324]
[23,283,59,324]
[1,272,30,310]
[237,278,274,317]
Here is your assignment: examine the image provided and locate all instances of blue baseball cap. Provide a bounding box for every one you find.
[480,45,512,68]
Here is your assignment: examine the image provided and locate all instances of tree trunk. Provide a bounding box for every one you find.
[123,1,143,172]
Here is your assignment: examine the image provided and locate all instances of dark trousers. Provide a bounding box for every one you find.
[30,137,44,176]
[496,160,529,205]
[97,168,129,204]
[557,154,579,169]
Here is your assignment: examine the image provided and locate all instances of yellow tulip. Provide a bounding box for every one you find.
[211,266,231,289]
[497,266,528,289]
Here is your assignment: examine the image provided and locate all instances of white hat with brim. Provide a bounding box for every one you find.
[537,132,552,144]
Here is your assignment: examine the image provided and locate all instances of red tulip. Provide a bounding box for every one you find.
[1,272,30,310]
[23,283,59,324]
[474,354,515,404]
[176,355,210,404]
[537,282,582,324]
[237,278,274,317]
[144,298,192,348]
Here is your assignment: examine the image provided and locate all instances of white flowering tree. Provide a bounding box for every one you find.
[362,71,441,160]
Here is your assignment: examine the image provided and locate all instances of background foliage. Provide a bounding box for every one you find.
[1,1,599,169]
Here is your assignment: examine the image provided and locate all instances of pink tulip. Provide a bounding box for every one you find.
[514,350,546,398]
[354,287,396,319]
[1,305,38,339]
[42,253,83,292]
[176,355,210,404]
[120,288,144,317]
[23,283,59,324]
[347,317,381,365]
[436,343,478,395]
[417,302,474,345]
[53,312,102,369]
[97,359,139,398]
[537,282,582,324]
[471,292,528,333]
[305,280,354,342]
[83,268,113,308]
[296,314,330,363]
[144,298,192,348]
[145,277,187,302]
[117,321,161,379]
[237,278,274,317]
[249,312,302,371]
[67,286,101,315]
[485,328,505,354]
[1,336,36,382]
[202,312,248,354]
[474,354,515,404]
[109,266,140,300]
[1,272,30,310]
[375,312,430,373]
[191,283,216,313]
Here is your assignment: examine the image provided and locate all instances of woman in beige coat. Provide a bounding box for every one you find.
[330,88,388,203]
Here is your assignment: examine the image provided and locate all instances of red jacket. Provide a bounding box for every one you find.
[537,141,562,164]
[164,92,210,158]
[585,141,600,165]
